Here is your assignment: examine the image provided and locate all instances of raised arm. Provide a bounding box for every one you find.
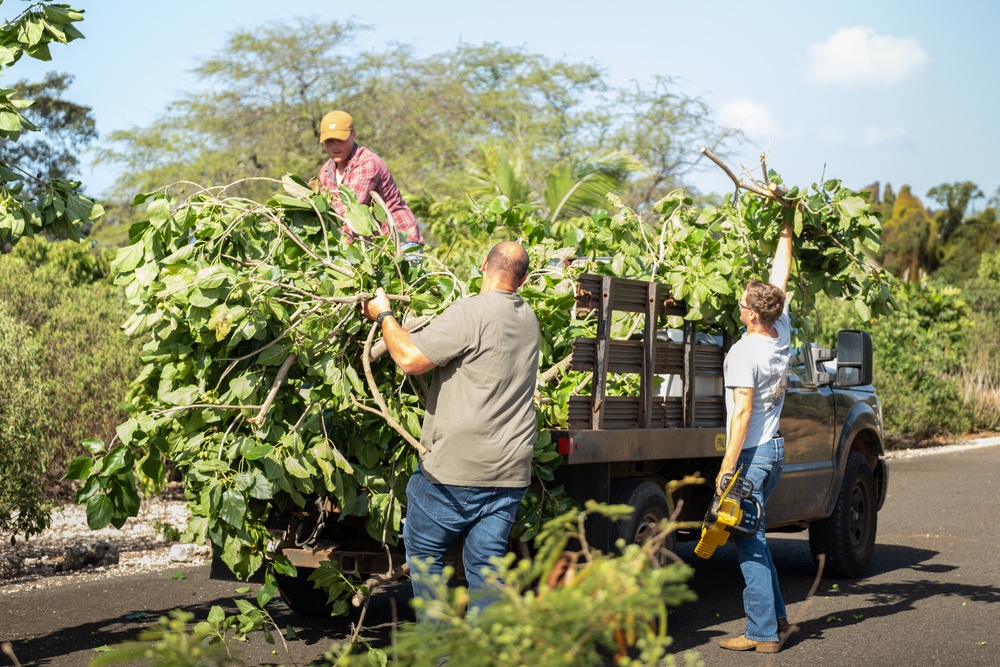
[768,221,793,293]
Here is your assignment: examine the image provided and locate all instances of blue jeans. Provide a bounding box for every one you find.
[734,436,787,642]
[403,468,526,616]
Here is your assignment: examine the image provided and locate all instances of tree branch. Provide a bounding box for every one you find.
[151,403,262,417]
[248,353,298,424]
[540,353,574,384]
[700,147,786,201]
[361,322,428,456]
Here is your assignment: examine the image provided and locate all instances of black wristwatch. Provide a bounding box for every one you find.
[376,310,394,327]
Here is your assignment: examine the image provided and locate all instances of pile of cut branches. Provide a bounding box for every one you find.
[69,158,892,612]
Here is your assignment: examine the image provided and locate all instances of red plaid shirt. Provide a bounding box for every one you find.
[318,145,424,245]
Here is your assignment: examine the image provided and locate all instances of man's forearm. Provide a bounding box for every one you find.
[719,387,754,490]
[722,414,749,475]
[380,317,435,375]
[769,221,793,293]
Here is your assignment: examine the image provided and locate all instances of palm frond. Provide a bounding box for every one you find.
[467,143,531,205]
[544,150,641,222]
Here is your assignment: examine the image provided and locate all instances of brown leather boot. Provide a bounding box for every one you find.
[719,635,780,653]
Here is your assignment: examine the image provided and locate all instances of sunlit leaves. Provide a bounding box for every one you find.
[77,163,888,617]
[0,4,98,247]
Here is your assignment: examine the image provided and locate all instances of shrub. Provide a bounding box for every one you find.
[91,502,699,667]
[957,249,1000,429]
[0,304,52,540]
[813,281,977,443]
[0,239,140,498]
[34,280,142,495]
[323,502,699,666]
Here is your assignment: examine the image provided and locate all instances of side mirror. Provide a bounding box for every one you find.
[835,330,873,387]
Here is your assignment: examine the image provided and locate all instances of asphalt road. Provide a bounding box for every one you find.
[3,438,999,666]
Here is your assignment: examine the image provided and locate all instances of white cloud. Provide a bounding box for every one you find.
[719,98,775,137]
[807,26,930,85]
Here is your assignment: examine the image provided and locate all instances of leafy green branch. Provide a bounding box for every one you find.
[0,4,102,248]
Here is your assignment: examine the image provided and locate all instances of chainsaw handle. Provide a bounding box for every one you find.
[729,496,763,537]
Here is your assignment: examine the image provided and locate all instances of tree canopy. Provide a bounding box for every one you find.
[95,19,735,216]
[0,71,96,193]
[0,2,103,250]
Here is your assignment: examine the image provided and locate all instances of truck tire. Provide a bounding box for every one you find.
[609,479,675,565]
[274,567,334,617]
[808,451,877,578]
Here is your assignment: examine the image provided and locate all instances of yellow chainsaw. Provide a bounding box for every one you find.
[694,469,762,559]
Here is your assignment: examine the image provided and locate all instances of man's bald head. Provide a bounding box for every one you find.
[486,242,529,281]
[482,242,530,291]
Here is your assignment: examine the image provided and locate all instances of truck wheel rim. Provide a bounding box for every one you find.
[849,482,869,551]
[635,511,670,567]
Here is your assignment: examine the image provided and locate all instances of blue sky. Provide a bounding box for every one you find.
[10,1,1000,207]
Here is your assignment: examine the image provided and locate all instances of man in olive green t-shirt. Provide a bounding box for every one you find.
[361,241,540,616]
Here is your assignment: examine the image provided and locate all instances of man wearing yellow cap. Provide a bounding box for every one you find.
[316,110,424,245]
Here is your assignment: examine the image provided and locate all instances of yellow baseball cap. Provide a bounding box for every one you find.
[319,110,354,142]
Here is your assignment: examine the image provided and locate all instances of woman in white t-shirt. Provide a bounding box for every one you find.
[717,221,794,654]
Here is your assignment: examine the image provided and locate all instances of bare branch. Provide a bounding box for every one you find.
[534,353,576,401]
[351,563,411,607]
[151,403,262,417]
[699,147,774,199]
[361,322,428,456]
[248,353,298,424]
[540,353,574,385]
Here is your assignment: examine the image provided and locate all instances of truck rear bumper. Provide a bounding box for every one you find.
[553,427,726,464]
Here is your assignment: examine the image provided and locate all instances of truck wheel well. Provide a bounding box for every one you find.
[849,429,881,471]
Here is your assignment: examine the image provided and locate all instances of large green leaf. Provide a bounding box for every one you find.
[110,241,145,275]
[220,489,247,529]
[86,494,113,529]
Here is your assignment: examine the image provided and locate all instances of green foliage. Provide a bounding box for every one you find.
[10,232,111,282]
[927,181,984,244]
[326,502,699,667]
[877,182,999,286]
[96,19,733,223]
[0,2,103,248]
[0,239,139,496]
[932,207,1000,285]
[88,610,244,667]
[638,172,893,333]
[74,159,885,613]
[0,71,98,198]
[155,519,182,542]
[0,303,51,540]
[878,185,931,282]
[956,248,1000,429]
[610,75,739,207]
[90,503,698,667]
[814,281,977,441]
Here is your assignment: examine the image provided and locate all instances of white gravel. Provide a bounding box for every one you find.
[884,434,1000,459]
[0,493,206,595]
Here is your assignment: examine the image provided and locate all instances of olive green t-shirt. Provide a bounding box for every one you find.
[409,289,540,487]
